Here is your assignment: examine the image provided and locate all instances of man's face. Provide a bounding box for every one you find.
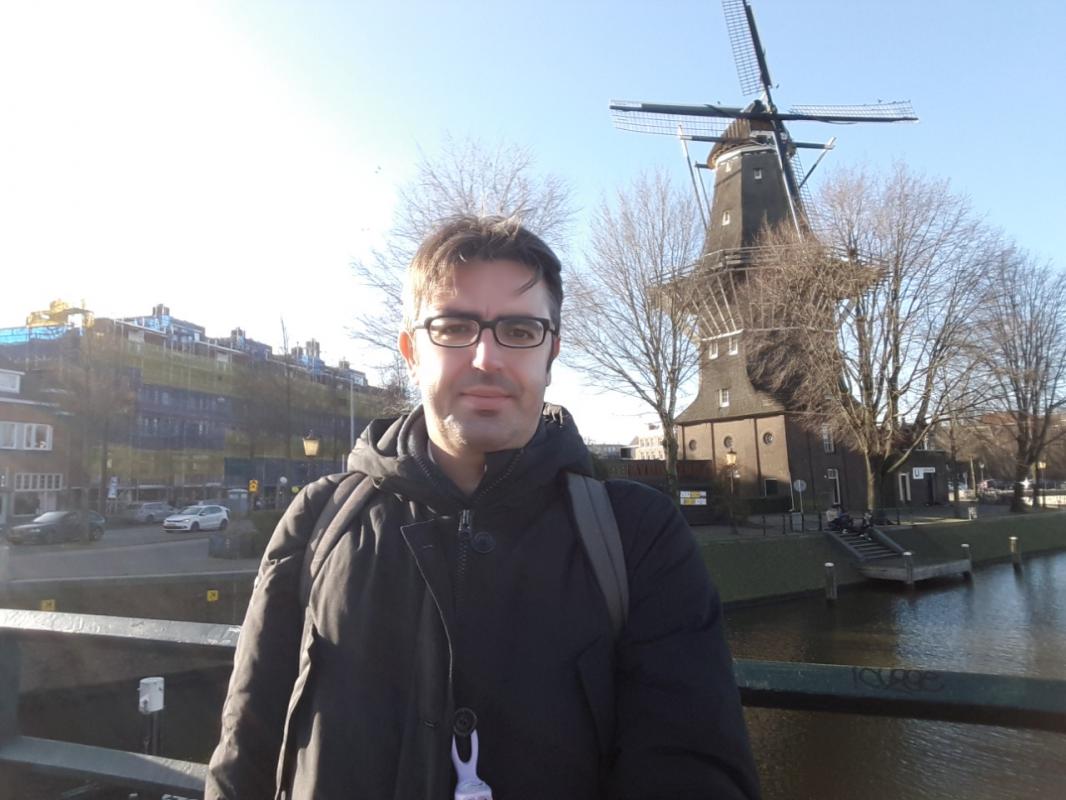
[399,258,560,458]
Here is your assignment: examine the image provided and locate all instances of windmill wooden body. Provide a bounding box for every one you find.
[609,0,948,513]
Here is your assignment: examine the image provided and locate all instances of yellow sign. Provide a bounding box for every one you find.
[248,479,259,493]
[206,590,220,603]
[40,599,56,612]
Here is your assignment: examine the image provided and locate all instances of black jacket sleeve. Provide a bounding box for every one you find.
[205,476,341,800]
[605,481,761,800]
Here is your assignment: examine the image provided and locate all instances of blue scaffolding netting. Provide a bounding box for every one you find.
[0,325,71,345]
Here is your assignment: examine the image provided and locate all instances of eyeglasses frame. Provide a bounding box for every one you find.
[418,314,559,349]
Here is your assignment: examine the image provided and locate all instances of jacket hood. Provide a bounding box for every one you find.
[346,403,593,513]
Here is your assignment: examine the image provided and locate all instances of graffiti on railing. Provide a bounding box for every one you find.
[852,667,945,694]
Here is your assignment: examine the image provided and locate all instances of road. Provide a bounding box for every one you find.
[0,521,259,582]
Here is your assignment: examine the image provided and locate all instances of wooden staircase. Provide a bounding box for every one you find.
[825,527,901,562]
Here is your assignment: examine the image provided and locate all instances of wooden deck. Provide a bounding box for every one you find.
[859,556,972,584]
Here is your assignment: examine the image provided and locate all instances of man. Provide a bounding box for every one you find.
[207,216,760,799]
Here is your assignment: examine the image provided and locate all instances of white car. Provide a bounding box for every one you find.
[163,504,230,532]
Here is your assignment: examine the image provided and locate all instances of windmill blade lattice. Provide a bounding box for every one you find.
[788,101,917,122]
[722,0,766,97]
[787,151,818,228]
[610,103,732,138]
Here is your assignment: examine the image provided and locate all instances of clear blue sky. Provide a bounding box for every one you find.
[2,1,1062,442]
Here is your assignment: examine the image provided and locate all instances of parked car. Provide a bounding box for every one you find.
[122,501,177,524]
[163,504,229,532]
[6,510,106,545]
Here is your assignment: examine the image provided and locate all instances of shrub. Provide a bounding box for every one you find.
[248,510,284,553]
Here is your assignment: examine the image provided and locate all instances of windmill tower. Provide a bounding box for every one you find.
[609,0,918,509]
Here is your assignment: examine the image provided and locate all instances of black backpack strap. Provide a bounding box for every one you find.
[566,472,629,637]
[298,471,376,605]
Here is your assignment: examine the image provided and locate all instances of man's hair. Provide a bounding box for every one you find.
[402,215,564,333]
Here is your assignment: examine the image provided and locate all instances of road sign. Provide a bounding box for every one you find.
[793,479,807,492]
[107,475,119,499]
[913,467,936,479]
[248,479,259,493]
[206,590,219,603]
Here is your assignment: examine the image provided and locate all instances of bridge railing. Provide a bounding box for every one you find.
[2,608,1065,798]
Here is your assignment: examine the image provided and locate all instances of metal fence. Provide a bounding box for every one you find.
[2,608,1065,798]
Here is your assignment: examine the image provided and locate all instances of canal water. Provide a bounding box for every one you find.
[724,550,1066,800]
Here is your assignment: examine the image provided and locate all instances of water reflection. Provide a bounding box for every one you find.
[725,552,1066,799]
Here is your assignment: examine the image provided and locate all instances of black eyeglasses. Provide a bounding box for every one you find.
[420,315,558,349]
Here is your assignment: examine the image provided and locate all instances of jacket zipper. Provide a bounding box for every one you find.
[456,509,473,604]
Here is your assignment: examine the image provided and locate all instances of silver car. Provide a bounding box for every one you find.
[124,501,177,524]
[163,504,230,532]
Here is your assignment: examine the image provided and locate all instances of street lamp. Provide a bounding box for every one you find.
[303,431,321,484]
[723,448,739,535]
[724,448,738,496]
[277,475,288,510]
[1037,460,1047,509]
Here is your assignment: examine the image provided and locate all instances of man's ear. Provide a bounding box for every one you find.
[398,330,419,385]
[545,336,561,386]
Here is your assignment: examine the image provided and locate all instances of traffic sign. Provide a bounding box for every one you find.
[248,479,259,493]
[793,479,807,492]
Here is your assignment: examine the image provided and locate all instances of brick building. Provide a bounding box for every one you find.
[676,128,948,513]
[0,367,75,529]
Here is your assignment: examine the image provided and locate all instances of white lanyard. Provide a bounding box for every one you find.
[451,731,493,800]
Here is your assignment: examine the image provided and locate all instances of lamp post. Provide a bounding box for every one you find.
[303,431,321,485]
[277,476,288,510]
[725,449,738,497]
[724,448,738,535]
[1037,460,1047,509]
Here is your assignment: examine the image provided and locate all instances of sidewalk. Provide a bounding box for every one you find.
[691,503,1061,544]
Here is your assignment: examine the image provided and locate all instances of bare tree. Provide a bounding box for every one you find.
[50,325,136,517]
[978,247,1066,511]
[376,353,418,416]
[351,134,575,353]
[744,164,993,511]
[566,170,704,503]
[232,362,289,462]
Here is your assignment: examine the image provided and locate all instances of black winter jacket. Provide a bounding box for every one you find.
[206,407,759,799]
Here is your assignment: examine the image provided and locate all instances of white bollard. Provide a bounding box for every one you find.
[824,562,837,602]
[1010,536,1021,568]
[138,677,165,755]
[961,543,972,577]
[903,551,915,586]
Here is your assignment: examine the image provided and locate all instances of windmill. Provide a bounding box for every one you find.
[609,0,916,338]
[610,0,917,236]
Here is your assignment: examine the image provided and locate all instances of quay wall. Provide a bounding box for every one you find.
[705,510,1066,605]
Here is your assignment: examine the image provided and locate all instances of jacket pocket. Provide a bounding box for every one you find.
[576,635,616,756]
[274,615,318,799]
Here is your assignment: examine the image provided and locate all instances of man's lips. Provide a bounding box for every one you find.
[459,388,513,409]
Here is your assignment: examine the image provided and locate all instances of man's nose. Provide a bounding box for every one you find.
[471,330,505,371]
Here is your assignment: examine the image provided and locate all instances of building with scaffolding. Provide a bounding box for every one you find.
[0,302,383,519]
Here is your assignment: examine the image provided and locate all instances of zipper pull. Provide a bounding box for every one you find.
[458,509,473,542]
